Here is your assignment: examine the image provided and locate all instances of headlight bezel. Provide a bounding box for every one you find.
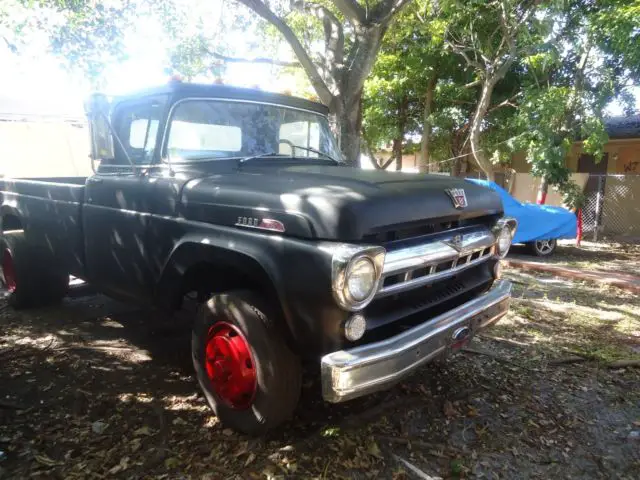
[331,245,386,311]
[493,217,518,258]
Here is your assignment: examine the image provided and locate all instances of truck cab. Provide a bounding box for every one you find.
[0,82,516,434]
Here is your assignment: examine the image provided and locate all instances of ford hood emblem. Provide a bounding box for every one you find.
[445,188,468,209]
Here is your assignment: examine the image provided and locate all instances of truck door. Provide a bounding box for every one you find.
[83,95,167,302]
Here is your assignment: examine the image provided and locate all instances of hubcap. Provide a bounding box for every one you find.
[1,249,16,293]
[535,240,553,254]
[205,322,257,409]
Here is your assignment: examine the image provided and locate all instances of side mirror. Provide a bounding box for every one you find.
[84,93,115,166]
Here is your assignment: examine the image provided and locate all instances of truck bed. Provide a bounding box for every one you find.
[0,177,87,277]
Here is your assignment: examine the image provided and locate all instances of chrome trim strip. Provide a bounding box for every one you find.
[375,227,496,297]
[377,249,493,298]
[382,228,496,276]
[321,280,512,403]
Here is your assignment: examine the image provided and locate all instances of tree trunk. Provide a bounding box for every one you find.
[469,81,496,181]
[335,92,364,166]
[419,76,437,173]
[393,95,408,171]
[233,1,408,169]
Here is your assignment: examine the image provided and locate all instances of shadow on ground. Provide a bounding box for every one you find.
[1,277,639,479]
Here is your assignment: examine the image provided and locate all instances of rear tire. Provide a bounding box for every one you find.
[528,239,557,257]
[0,231,68,309]
[192,290,301,435]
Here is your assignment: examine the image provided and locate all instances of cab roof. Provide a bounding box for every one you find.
[113,81,329,116]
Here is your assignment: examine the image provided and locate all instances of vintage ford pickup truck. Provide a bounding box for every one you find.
[0,82,516,434]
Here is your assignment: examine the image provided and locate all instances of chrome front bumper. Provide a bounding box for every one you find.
[321,279,512,403]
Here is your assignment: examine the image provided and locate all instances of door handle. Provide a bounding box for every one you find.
[87,177,103,185]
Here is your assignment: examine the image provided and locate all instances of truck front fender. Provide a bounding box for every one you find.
[156,232,283,303]
[154,226,347,357]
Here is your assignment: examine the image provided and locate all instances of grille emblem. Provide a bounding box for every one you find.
[444,234,464,252]
[445,188,467,209]
[451,326,472,350]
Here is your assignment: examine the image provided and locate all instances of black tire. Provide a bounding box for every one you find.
[192,290,301,435]
[528,239,557,257]
[0,231,68,309]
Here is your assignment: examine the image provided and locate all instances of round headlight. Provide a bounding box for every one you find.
[497,226,513,258]
[346,257,376,302]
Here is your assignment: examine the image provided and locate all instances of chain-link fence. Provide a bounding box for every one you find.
[581,174,640,240]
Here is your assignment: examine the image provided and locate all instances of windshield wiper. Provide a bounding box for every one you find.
[238,151,281,164]
[289,145,343,165]
[238,147,343,165]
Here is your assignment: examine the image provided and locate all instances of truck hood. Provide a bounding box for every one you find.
[180,164,503,241]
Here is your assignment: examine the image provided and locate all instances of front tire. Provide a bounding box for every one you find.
[192,290,301,435]
[528,239,557,257]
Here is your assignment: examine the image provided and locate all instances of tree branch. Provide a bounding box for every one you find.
[371,0,413,24]
[464,79,482,89]
[208,50,301,67]
[487,95,519,113]
[361,130,395,170]
[332,0,366,24]
[293,1,344,71]
[235,0,333,104]
[449,42,483,71]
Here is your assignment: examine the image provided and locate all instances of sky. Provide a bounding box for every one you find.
[0,43,285,119]
[0,4,298,118]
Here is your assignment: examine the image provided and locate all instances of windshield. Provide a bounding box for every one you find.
[165,99,341,163]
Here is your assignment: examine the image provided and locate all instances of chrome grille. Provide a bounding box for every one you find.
[375,227,496,298]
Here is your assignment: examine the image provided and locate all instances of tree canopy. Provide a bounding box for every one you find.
[362,0,639,205]
[3,0,639,203]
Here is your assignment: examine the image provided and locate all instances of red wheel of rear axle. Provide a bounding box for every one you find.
[205,322,257,410]
[1,249,17,293]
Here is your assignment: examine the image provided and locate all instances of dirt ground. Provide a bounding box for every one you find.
[1,268,639,479]
[510,238,640,277]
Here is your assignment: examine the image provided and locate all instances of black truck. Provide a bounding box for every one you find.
[0,82,516,434]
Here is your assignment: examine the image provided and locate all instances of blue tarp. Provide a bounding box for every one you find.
[466,179,577,244]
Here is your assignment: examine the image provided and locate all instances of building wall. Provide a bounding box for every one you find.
[370,151,421,172]
[0,121,92,178]
[514,138,640,175]
[616,143,640,174]
[510,173,589,206]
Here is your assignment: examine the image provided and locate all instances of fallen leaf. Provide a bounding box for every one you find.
[172,417,187,426]
[444,401,457,418]
[467,406,479,417]
[130,438,142,453]
[91,421,108,434]
[222,428,234,436]
[134,426,153,436]
[244,452,256,466]
[165,457,180,469]
[108,456,129,474]
[366,440,384,459]
[233,441,249,457]
[34,454,60,467]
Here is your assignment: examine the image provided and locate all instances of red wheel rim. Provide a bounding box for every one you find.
[1,249,16,293]
[205,322,257,409]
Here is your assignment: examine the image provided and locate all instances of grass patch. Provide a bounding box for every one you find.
[499,271,640,364]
